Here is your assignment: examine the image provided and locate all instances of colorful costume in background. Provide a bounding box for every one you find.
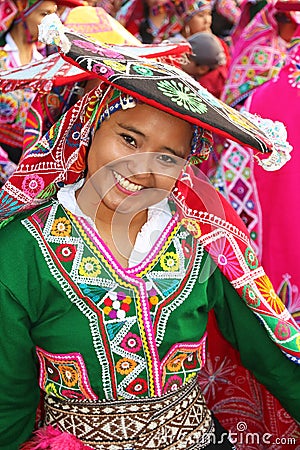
[0,0,45,156]
[116,0,211,43]
[202,27,300,448]
[0,24,299,450]
[221,1,291,107]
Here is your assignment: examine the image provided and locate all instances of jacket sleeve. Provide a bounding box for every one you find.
[208,266,300,422]
[0,280,40,450]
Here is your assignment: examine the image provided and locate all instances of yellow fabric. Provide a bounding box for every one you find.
[64,6,141,45]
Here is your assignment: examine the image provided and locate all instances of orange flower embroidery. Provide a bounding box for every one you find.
[255,276,285,314]
[58,365,79,387]
[116,358,137,375]
[166,354,188,372]
[51,217,71,237]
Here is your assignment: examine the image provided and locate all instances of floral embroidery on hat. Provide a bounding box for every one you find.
[103,59,126,72]
[132,65,153,76]
[92,64,114,78]
[156,80,207,114]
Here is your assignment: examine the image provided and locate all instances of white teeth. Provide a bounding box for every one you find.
[113,171,143,192]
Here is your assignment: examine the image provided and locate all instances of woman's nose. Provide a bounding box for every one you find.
[126,152,155,178]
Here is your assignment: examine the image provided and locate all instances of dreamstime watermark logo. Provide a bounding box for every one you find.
[227,421,297,446]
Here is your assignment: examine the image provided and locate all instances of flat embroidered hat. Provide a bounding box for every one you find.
[38,14,291,169]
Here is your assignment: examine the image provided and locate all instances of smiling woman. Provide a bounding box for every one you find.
[0,22,299,450]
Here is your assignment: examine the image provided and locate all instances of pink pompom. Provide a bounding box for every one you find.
[20,425,93,449]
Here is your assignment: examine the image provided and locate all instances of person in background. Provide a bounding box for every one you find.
[181,31,228,98]
[0,0,58,163]
[116,0,186,43]
[181,0,213,37]
[180,0,231,90]
[222,0,299,107]
[211,0,242,40]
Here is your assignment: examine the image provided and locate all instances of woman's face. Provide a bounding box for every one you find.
[25,1,57,42]
[84,103,193,216]
[187,11,212,35]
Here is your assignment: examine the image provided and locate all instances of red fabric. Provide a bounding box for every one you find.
[203,312,300,450]
[197,64,228,98]
[196,37,230,99]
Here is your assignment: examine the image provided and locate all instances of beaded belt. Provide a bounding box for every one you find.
[44,379,215,449]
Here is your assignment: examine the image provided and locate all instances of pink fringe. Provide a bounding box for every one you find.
[20,425,93,450]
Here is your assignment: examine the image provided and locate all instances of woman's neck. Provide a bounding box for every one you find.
[75,184,148,267]
[95,209,148,267]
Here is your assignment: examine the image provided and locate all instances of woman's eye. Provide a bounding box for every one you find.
[157,154,178,164]
[121,134,136,147]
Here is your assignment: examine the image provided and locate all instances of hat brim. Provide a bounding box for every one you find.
[61,30,273,154]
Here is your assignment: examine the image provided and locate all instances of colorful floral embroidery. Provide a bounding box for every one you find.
[244,247,258,270]
[21,174,45,198]
[55,243,76,262]
[209,237,244,279]
[120,332,142,353]
[66,123,81,147]
[166,354,187,372]
[0,93,18,123]
[255,276,285,314]
[156,80,207,114]
[61,390,86,400]
[274,321,291,340]
[58,365,79,387]
[126,378,148,395]
[163,375,182,393]
[51,217,72,237]
[36,347,98,400]
[73,40,124,59]
[253,50,268,65]
[132,65,153,76]
[79,256,101,277]
[181,218,201,238]
[102,59,126,72]
[183,352,198,370]
[92,64,114,78]
[103,292,132,319]
[242,285,260,308]
[288,56,300,88]
[228,150,245,169]
[160,251,179,272]
[116,357,137,375]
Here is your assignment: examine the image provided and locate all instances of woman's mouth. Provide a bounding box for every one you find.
[113,170,144,193]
